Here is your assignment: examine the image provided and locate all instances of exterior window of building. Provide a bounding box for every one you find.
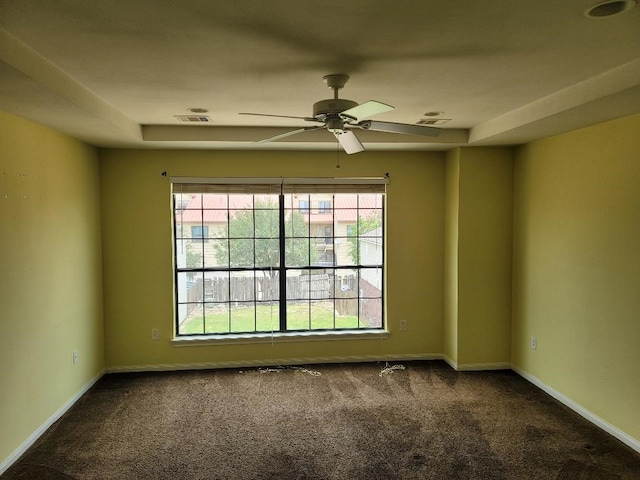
[191,225,209,241]
[318,200,331,213]
[298,200,310,213]
[172,178,385,336]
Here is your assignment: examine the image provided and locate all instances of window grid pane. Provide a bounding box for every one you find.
[174,191,384,335]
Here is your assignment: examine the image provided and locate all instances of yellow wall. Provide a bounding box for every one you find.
[444,149,460,363]
[444,147,513,368]
[98,149,445,369]
[512,113,640,442]
[0,111,104,465]
[457,147,513,366]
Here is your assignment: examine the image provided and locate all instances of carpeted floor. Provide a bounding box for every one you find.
[3,361,640,479]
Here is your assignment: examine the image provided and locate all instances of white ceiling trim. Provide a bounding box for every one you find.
[469,57,640,144]
[141,124,470,147]
[0,27,141,140]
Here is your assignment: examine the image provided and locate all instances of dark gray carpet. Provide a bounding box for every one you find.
[3,361,640,479]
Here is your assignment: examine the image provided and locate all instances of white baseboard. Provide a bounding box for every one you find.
[443,355,457,370]
[0,371,105,476]
[456,361,511,371]
[512,366,640,455]
[442,356,510,371]
[106,353,442,373]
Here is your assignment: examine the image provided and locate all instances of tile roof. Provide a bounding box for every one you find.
[175,194,383,225]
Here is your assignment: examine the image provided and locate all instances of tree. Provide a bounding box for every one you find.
[212,198,318,275]
[185,246,202,281]
[348,214,382,265]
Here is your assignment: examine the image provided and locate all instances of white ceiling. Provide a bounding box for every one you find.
[1,0,639,152]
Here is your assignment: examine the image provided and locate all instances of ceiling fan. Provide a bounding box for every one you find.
[240,74,441,154]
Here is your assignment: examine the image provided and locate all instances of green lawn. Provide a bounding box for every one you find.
[179,302,359,334]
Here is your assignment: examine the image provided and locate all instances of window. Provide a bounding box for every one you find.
[298,200,310,213]
[318,200,331,213]
[172,178,385,337]
[191,225,209,241]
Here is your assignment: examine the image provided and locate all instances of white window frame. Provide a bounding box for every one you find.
[171,177,388,343]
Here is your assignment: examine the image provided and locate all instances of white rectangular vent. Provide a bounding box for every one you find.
[417,118,451,126]
[174,115,212,122]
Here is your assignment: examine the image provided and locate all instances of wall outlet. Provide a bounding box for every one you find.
[530,336,537,350]
[151,328,160,341]
[72,351,78,365]
[399,320,407,331]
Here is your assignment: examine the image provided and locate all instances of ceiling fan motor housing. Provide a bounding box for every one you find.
[313,99,358,120]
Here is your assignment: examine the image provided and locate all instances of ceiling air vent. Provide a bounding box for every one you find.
[174,115,212,122]
[417,118,450,126]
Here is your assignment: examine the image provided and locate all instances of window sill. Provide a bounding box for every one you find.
[171,329,388,347]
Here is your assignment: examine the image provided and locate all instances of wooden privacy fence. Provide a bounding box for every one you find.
[185,273,381,326]
[190,274,333,302]
[189,274,367,306]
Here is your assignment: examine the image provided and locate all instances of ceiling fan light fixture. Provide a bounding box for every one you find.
[326,117,344,133]
[585,0,636,18]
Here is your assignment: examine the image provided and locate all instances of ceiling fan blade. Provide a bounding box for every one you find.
[255,126,324,144]
[240,112,319,122]
[358,120,441,137]
[333,130,364,154]
[340,100,394,122]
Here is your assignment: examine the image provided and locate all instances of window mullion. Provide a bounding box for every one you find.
[253,196,257,332]
[226,196,231,333]
[200,195,206,334]
[356,194,361,325]
[332,194,336,330]
[307,195,311,330]
[278,194,286,332]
